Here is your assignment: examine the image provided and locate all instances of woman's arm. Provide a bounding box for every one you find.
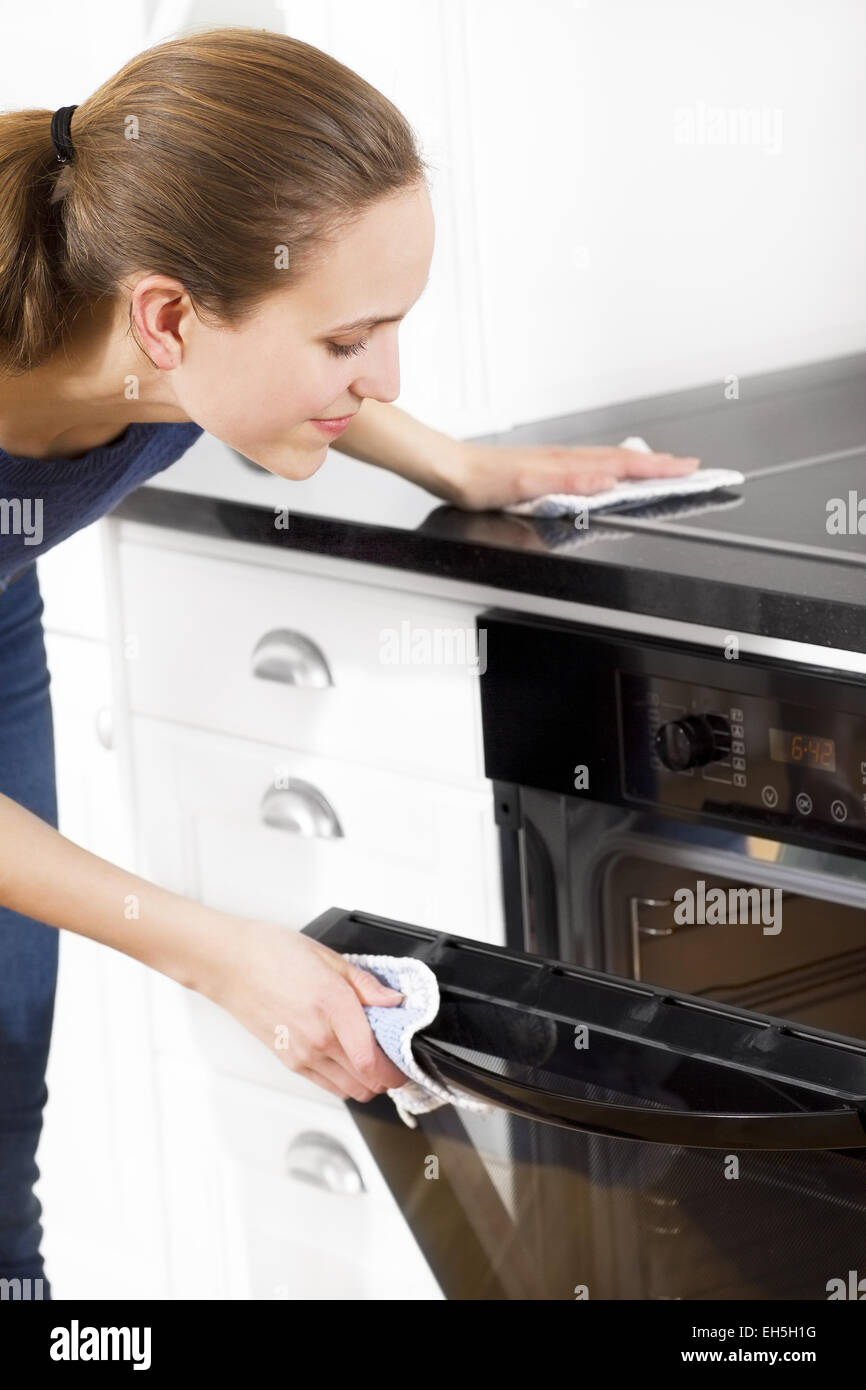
[0,790,407,1099]
[330,398,700,509]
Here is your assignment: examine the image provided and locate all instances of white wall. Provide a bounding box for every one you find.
[459,0,866,424]
[279,0,866,433]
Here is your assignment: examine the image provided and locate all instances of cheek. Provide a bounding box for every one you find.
[290,353,355,417]
[173,337,354,475]
[179,341,338,441]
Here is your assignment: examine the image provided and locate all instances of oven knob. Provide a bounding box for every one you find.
[655,714,731,771]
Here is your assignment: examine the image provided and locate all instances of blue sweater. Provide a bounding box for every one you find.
[0,421,204,593]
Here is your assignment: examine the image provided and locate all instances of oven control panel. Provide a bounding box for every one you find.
[619,672,866,831]
[478,609,866,851]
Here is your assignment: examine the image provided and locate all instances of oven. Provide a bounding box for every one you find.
[302,607,866,1300]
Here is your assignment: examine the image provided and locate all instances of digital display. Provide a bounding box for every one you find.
[769,728,836,771]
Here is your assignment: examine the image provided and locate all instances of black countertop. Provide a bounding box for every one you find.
[114,352,866,653]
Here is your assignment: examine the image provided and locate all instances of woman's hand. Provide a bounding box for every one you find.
[442,441,702,511]
[202,918,409,1101]
[330,401,701,511]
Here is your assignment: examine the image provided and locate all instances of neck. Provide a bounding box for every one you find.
[0,296,189,459]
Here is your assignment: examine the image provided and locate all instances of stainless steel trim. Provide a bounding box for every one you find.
[593,511,866,569]
[739,440,866,482]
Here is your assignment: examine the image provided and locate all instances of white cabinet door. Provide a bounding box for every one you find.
[157,1059,442,1300]
[129,717,503,1093]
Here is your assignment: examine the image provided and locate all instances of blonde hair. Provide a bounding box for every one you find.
[0,26,427,374]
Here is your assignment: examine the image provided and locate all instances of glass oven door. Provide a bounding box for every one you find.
[302,906,866,1301]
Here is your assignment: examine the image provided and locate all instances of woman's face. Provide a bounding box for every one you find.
[138,181,434,478]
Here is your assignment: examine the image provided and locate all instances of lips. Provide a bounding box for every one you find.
[309,413,356,437]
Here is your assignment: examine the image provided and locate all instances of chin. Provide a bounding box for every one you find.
[238,441,329,481]
[290,443,330,480]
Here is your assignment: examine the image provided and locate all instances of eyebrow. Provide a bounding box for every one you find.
[324,278,431,335]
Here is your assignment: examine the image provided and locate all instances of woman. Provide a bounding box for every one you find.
[0,26,698,1293]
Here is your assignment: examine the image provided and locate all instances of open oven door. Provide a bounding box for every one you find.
[303,906,866,1301]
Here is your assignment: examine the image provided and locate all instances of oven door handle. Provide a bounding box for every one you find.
[411,1036,866,1150]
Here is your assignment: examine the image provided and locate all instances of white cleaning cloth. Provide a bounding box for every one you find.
[343,952,494,1129]
[505,436,744,518]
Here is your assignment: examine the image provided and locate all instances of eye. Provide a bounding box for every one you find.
[326,339,368,359]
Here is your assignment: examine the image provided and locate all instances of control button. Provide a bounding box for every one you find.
[831,799,848,823]
[733,772,747,788]
[795,792,813,816]
[731,724,744,739]
[655,714,731,772]
[731,708,744,722]
[762,785,779,809]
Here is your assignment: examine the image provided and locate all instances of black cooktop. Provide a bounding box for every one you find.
[597,447,865,564]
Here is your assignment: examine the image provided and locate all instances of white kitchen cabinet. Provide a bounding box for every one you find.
[157,1058,442,1300]
[101,526,505,1300]
[115,540,486,784]
[128,715,502,1094]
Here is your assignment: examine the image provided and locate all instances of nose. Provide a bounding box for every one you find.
[351,329,401,404]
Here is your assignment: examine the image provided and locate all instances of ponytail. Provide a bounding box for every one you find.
[0,108,82,374]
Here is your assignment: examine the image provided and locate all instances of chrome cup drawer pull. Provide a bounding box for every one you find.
[251,629,333,687]
[285,1132,365,1194]
[260,780,344,838]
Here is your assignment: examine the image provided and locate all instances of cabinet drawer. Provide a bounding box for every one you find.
[131,719,503,1089]
[158,1061,441,1299]
[118,541,484,782]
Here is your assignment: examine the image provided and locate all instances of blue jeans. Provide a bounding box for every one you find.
[0,564,58,1297]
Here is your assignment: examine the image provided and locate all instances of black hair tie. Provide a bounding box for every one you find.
[50,105,78,165]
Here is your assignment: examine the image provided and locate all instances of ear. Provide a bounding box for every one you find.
[130,273,193,370]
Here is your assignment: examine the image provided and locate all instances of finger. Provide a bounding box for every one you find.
[344,963,405,1008]
[570,471,617,493]
[311,942,405,1008]
[621,451,700,475]
[518,467,618,498]
[291,1016,394,1098]
[298,1058,381,1103]
[575,446,701,471]
[294,1064,345,1099]
[328,982,409,1091]
[530,469,617,495]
